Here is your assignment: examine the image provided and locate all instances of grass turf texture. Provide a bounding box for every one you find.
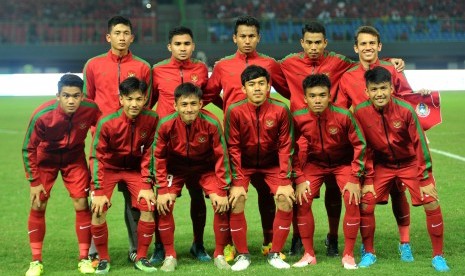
[0,92,464,275]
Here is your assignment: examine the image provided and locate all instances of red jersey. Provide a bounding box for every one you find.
[152,57,208,118]
[280,51,355,112]
[336,59,413,109]
[22,99,101,186]
[292,104,367,184]
[89,108,158,195]
[83,50,152,114]
[153,109,231,194]
[354,98,433,186]
[224,98,294,186]
[204,50,290,111]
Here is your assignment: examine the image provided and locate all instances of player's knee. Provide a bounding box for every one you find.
[72,197,89,211]
[423,200,439,211]
[140,211,154,222]
[92,213,106,225]
[360,203,375,216]
[232,197,246,213]
[276,196,292,212]
[296,200,312,217]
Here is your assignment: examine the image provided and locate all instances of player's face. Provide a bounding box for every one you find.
[242,76,270,106]
[366,81,393,109]
[233,25,260,54]
[174,94,203,125]
[57,86,83,115]
[168,34,195,61]
[354,33,382,64]
[119,90,146,119]
[107,23,134,54]
[300,32,327,60]
[304,86,330,114]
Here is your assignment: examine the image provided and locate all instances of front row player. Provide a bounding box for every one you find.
[22,74,101,276]
[225,65,297,271]
[150,82,232,272]
[292,74,366,269]
[354,66,450,272]
[89,77,159,274]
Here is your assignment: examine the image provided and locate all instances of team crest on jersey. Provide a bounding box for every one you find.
[191,74,199,83]
[79,122,87,130]
[265,119,275,128]
[197,135,207,143]
[140,130,148,139]
[127,71,136,78]
[328,126,338,135]
[392,120,402,128]
[323,72,330,78]
[415,102,430,118]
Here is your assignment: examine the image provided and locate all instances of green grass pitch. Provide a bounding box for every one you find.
[0,92,464,275]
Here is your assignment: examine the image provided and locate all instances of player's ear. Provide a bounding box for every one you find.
[167,43,171,52]
[241,86,246,94]
[199,99,203,109]
[119,95,124,106]
[106,33,111,43]
[378,42,383,52]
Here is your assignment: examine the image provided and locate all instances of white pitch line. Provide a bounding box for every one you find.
[0,129,20,134]
[430,148,465,162]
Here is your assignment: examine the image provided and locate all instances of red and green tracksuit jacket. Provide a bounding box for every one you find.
[22,99,101,186]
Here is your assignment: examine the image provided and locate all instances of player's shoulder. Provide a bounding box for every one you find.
[257,52,278,62]
[268,98,290,110]
[199,109,222,126]
[353,100,372,113]
[157,112,179,127]
[131,54,151,67]
[292,107,309,118]
[31,100,58,119]
[329,103,353,117]
[85,52,108,65]
[152,58,171,69]
[391,97,415,112]
[344,63,361,74]
[280,52,305,63]
[97,109,122,126]
[140,108,159,119]
[216,54,236,64]
[80,99,99,109]
[190,58,208,67]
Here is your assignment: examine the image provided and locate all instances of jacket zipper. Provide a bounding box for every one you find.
[180,66,184,83]
[186,124,191,164]
[380,111,399,166]
[256,107,260,167]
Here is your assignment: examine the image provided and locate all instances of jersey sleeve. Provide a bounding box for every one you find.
[269,59,291,99]
[151,67,160,109]
[89,120,109,196]
[335,75,352,108]
[224,108,246,187]
[142,65,154,108]
[22,117,45,187]
[140,116,159,189]
[203,64,223,106]
[83,60,96,100]
[277,107,294,185]
[153,123,170,194]
[347,113,367,184]
[210,119,232,195]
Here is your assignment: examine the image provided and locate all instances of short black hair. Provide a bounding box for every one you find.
[364,66,392,87]
[302,74,331,94]
[119,77,147,96]
[108,15,132,33]
[234,15,260,35]
[302,22,326,38]
[57,74,83,93]
[168,26,194,43]
[174,82,203,102]
[241,65,270,86]
[355,25,380,45]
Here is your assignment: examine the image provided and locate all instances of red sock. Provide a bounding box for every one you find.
[230,212,248,254]
[75,209,92,260]
[91,222,109,261]
[159,205,176,258]
[391,185,410,243]
[426,206,444,256]
[360,202,376,254]
[297,200,315,256]
[189,188,206,244]
[137,220,156,260]
[342,193,360,257]
[28,209,46,261]
[271,210,292,253]
[213,212,230,257]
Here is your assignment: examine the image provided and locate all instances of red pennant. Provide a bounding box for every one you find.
[401,91,442,131]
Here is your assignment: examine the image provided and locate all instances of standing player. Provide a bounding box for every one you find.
[89,77,158,274]
[354,66,449,272]
[280,21,406,256]
[83,15,152,263]
[149,26,210,263]
[22,74,100,276]
[204,15,290,259]
[151,83,231,272]
[225,65,297,271]
[291,74,366,269]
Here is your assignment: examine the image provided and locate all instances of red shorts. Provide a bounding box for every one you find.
[37,152,90,201]
[163,168,227,197]
[301,163,355,200]
[240,166,289,195]
[362,162,436,206]
[97,169,153,212]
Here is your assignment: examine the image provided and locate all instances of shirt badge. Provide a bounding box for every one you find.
[127,71,136,78]
[191,74,198,83]
[140,130,147,139]
[392,120,402,128]
[79,122,88,130]
[415,102,430,118]
[265,119,275,128]
[328,126,338,134]
[197,135,207,143]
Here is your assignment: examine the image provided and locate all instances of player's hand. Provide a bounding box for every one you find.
[91,195,110,216]
[156,193,175,215]
[362,184,377,198]
[275,185,295,208]
[210,193,229,213]
[228,186,247,209]
[391,58,405,72]
[137,189,156,212]
[295,181,310,205]
[416,89,432,95]
[30,184,46,208]
[342,182,361,205]
[420,183,438,201]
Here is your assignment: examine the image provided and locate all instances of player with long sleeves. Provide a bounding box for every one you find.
[225,65,297,271]
[353,66,449,272]
[89,77,158,274]
[22,74,101,276]
[291,74,366,270]
[149,26,211,263]
[151,83,231,272]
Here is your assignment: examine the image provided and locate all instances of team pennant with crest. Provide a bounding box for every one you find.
[401,91,442,131]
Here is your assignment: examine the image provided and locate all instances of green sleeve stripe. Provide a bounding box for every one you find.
[292,108,308,117]
[152,58,170,68]
[22,102,58,181]
[152,113,178,187]
[353,100,372,112]
[80,101,99,109]
[224,99,247,141]
[141,109,159,119]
